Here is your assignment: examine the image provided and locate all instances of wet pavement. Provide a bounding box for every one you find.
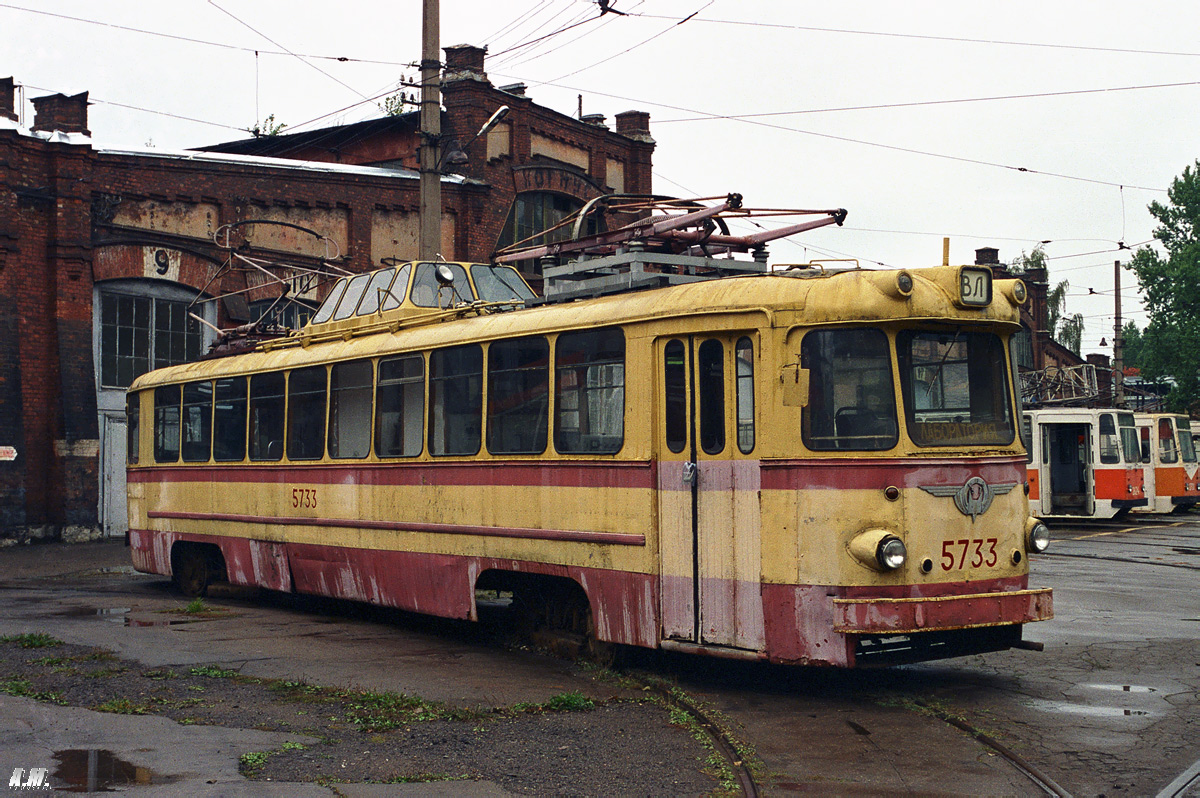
[0,516,1198,796]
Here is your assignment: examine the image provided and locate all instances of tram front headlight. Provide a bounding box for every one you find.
[849,529,907,572]
[1025,518,1050,553]
[876,537,908,570]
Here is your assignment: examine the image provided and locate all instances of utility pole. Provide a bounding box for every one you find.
[417,0,441,262]
[1114,259,1124,408]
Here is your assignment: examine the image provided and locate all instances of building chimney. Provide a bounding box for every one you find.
[498,82,527,97]
[443,44,487,80]
[581,113,608,128]
[615,110,653,143]
[31,91,90,136]
[975,247,999,266]
[0,77,17,122]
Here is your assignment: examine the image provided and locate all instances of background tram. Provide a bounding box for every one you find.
[1133,413,1200,513]
[1023,409,1145,519]
[126,200,1052,668]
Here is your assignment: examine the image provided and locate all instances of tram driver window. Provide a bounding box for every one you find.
[801,329,897,451]
[897,329,1014,447]
[555,329,625,455]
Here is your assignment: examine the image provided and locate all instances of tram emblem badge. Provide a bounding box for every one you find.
[919,477,1017,519]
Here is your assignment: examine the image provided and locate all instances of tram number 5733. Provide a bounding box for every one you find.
[941,538,999,570]
[291,488,318,509]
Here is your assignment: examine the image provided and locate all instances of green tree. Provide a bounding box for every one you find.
[1058,313,1084,356]
[1119,320,1143,371]
[1008,245,1048,276]
[1128,160,1200,412]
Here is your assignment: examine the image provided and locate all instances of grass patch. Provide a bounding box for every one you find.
[1,633,63,649]
[94,697,154,715]
[189,665,240,679]
[0,676,67,704]
[239,751,269,774]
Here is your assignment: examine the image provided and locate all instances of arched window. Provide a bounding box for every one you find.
[496,192,597,280]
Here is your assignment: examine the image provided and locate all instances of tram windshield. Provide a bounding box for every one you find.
[897,329,1014,446]
[1179,418,1197,462]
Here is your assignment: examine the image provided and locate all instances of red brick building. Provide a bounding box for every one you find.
[0,45,655,543]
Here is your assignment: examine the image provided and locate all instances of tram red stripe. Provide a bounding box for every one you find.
[145,510,646,546]
[128,459,655,489]
[760,457,1026,491]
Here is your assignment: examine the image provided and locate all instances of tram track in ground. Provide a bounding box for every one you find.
[913,700,1072,797]
[1157,757,1200,798]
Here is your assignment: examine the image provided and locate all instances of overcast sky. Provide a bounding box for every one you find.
[7,0,1199,353]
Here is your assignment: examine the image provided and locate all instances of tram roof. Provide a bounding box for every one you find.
[130,262,1026,389]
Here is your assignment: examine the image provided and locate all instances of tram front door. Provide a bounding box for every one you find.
[656,335,765,651]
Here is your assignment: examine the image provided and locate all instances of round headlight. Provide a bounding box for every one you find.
[1028,521,1050,553]
[896,271,914,295]
[876,537,907,570]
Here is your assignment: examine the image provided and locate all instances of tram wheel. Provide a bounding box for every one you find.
[171,546,212,598]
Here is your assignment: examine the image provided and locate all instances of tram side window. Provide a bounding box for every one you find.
[897,329,1014,447]
[332,274,372,322]
[288,367,328,460]
[380,264,412,312]
[1139,425,1152,464]
[1159,418,1178,464]
[353,268,396,317]
[376,355,424,457]
[430,345,483,456]
[181,381,213,462]
[214,377,248,462]
[698,339,725,455]
[328,361,373,459]
[310,278,347,325]
[126,393,140,465]
[555,328,625,455]
[736,337,755,454]
[1179,418,1197,463]
[664,340,687,454]
[487,337,549,455]
[1098,413,1121,464]
[153,385,181,463]
[249,373,286,461]
[801,329,897,451]
[1118,413,1140,465]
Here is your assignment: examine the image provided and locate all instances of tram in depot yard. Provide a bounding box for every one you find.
[126,195,1053,668]
[1022,408,1147,519]
[1133,413,1200,513]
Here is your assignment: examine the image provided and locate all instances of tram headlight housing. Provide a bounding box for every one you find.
[849,529,907,572]
[1025,518,1050,553]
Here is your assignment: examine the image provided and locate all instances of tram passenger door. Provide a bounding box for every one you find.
[1043,423,1093,516]
[656,335,764,651]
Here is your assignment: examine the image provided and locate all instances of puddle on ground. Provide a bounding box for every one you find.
[52,749,177,792]
[1025,698,1154,718]
[1083,684,1157,694]
[51,606,196,627]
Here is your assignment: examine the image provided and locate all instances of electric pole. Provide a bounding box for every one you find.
[418,0,441,262]
[1114,259,1124,408]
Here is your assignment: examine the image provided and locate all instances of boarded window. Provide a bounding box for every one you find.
[328,361,372,459]
[487,337,549,455]
[429,346,482,456]
[214,377,248,462]
[556,329,624,454]
[376,356,425,457]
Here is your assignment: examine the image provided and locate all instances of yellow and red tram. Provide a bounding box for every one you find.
[127,215,1052,667]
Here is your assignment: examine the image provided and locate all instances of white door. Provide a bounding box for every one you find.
[100,414,128,538]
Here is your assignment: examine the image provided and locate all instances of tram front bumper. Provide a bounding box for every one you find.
[831,588,1053,634]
